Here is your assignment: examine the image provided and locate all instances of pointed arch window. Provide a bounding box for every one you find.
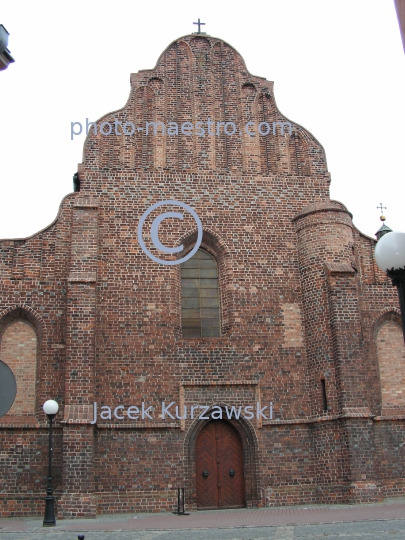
[377,318,405,410]
[0,319,37,415]
[181,249,221,337]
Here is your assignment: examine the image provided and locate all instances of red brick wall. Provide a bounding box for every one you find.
[0,428,63,517]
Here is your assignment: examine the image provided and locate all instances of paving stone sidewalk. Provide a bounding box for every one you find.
[1,500,405,539]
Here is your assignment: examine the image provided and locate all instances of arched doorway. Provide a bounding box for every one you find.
[196,420,245,509]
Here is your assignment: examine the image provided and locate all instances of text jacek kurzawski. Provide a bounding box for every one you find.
[90,402,274,423]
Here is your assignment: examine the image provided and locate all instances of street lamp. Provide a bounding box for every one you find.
[42,399,59,527]
[374,231,405,342]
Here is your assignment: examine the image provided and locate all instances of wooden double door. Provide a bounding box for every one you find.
[196,420,245,509]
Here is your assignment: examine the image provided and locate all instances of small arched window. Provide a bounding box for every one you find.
[181,249,221,337]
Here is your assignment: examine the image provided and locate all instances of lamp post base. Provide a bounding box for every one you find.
[43,495,56,527]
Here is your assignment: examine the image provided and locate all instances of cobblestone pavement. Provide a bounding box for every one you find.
[1,501,405,540]
[1,521,405,540]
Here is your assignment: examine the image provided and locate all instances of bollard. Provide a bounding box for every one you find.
[172,487,189,515]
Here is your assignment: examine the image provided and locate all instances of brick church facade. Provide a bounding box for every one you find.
[1,33,405,517]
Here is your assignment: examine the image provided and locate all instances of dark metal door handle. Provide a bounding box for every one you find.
[202,469,209,478]
[229,468,235,477]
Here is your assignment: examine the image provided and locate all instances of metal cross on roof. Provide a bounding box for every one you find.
[376,202,387,215]
[193,19,206,34]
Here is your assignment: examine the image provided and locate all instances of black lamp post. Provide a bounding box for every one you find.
[42,399,59,527]
[375,230,405,342]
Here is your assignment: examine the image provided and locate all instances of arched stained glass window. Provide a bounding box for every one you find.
[181,249,221,337]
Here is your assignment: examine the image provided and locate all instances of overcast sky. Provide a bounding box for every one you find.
[1,0,404,240]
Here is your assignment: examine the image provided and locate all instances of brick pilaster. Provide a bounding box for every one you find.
[59,197,99,517]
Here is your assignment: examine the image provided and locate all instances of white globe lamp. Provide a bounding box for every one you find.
[43,400,59,416]
[375,231,405,343]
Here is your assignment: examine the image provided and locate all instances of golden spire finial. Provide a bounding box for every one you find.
[377,203,387,221]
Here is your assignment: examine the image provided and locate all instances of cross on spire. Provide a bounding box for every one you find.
[193,19,206,34]
[376,202,387,215]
